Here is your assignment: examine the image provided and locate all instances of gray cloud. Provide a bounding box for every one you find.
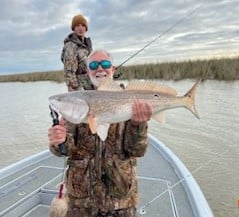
[0,0,238,74]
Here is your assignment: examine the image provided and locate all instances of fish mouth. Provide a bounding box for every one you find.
[49,99,60,113]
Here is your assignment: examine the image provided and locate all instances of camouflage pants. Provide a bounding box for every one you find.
[66,206,136,217]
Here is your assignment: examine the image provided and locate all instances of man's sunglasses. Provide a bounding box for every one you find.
[88,60,112,70]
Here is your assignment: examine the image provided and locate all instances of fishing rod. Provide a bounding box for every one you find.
[49,106,68,156]
[49,106,69,217]
[113,4,201,79]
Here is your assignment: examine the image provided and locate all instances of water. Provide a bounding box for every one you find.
[0,80,238,217]
[0,81,67,167]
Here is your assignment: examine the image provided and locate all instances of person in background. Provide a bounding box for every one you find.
[48,50,152,217]
[61,14,93,91]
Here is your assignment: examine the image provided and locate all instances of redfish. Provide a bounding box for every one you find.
[49,79,200,141]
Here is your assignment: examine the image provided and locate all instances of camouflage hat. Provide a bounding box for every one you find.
[71,14,88,31]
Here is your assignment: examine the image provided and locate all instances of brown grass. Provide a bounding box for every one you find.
[0,56,238,82]
[0,70,64,83]
[116,56,239,81]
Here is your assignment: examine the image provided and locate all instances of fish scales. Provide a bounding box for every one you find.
[49,79,200,141]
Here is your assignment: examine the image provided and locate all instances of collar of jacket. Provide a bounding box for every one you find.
[64,33,88,48]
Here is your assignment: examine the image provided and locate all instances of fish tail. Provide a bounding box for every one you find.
[183,79,201,119]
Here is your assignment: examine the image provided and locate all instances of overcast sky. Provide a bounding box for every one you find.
[0,0,238,75]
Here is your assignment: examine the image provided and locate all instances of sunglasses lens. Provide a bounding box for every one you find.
[89,61,99,70]
[89,60,112,70]
[101,60,112,69]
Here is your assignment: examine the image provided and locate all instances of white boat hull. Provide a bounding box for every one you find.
[0,135,214,217]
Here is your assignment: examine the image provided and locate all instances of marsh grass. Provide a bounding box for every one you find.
[0,56,238,82]
[117,57,239,81]
[0,70,64,83]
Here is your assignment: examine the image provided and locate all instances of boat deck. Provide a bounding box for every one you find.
[0,135,210,217]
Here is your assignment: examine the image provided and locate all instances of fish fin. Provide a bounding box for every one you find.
[97,124,110,141]
[125,80,177,96]
[97,78,123,91]
[50,98,88,124]
[88,115,97,134]
[88,114,110,140]
[183,79,201,119]
[152,111,166,123]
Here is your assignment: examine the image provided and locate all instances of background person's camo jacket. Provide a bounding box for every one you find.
[61,32,93,91]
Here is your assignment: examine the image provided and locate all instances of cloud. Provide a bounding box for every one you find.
[0,0,238,74]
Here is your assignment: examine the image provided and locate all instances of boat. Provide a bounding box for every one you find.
[0,134,214,217]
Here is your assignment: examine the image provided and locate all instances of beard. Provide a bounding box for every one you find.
[89,71,113,87]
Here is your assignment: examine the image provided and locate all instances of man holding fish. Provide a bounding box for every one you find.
[48,50,153,217]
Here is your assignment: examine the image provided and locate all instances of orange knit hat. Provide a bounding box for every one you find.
[71,14,88,31]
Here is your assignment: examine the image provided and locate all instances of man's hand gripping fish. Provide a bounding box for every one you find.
[49,79,200,141]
